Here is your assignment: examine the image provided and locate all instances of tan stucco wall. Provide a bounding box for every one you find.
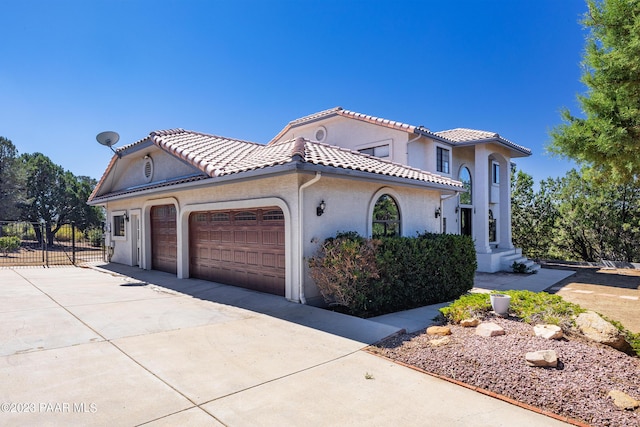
[100,170,443,303]
[104,145,200,195]
[276,116,412,165]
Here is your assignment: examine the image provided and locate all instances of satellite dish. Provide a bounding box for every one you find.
[96,131,120,147]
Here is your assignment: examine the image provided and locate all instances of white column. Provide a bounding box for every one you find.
[499,158,514,249]
[473,146,491,254]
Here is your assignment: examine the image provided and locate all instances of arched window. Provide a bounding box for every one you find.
[372,195,400,237]
[459,167,472,205]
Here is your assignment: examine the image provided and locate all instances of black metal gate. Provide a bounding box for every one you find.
[0,221,106,267]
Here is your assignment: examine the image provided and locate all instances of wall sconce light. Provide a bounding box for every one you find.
[124,213,130,222]
[317,200,326,216]
[455,206,459,214]
[435,207,441,218]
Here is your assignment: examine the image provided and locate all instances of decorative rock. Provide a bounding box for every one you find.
[533,324,563,340]
[460,318,480,328]
[608,390,640,410]
[429,336,451,347]
[525,350,558,368]
[475,322,505,337]
[575,311,631,352]
[426,326,451,336]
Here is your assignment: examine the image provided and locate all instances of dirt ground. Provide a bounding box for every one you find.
[544,264,640,334]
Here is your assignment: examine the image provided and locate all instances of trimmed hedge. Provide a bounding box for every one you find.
[308,232,476,317]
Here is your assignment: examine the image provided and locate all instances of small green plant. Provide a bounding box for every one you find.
[439,293,491,323]
[440,290,585,328]
[0,236,21,256]
[511,261,535,274]
[364,372,374,380]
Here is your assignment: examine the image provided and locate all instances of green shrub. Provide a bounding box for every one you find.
[511,261,536,274]
[308,233,382,316]
[440,290,585,328]
[308,232,476,317]
[0,236,21,255]
[2,223,36,240]
[440,291,640,357]
[439,293,491,323]
[85,227,104,247]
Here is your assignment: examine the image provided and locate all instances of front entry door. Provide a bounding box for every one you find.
[461,208,472,237]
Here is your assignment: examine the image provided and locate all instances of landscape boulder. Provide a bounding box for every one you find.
[575,311,631,352]
[525,350,558,368]
[427,326,451,336]
[607,390,640,410]
[460,318,480,328]
[533,324,563,340]
[429,336,451,347]
[475,322,505,337]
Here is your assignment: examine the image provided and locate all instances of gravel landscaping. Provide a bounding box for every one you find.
[371,316,640,427]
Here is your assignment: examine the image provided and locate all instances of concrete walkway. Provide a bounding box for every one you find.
[0,265,573,426]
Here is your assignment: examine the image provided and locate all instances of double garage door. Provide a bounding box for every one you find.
[189,207,286,296]
[151,205,286,296]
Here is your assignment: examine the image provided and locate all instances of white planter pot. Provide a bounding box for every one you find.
[490,294,511,316]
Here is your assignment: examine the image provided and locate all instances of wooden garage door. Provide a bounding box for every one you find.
[189,207,285,296]
[151,205,177,274]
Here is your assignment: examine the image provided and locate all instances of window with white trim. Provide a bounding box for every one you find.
[492,162,500,184]
[112,213,126,239]
[459,167,472,205]
[359,144,390,158]
[437,147,450,174]
[372,194,400,237]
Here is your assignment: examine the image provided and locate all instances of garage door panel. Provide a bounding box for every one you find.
[221,249,233,262]
[189,207,285,296]
[247,231,259,244]
[262,253,276,268]
[151,205,177,275]
[247,252,259,266]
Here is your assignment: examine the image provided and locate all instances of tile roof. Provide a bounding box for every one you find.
[89,129,463,202]
[269,107,532,155]
[268,107,444,145]
[435,128,532,154]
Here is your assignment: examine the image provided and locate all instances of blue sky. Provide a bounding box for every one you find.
[1,0,588,184]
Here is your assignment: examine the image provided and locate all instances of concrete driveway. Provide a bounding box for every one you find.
[0,265,569,426]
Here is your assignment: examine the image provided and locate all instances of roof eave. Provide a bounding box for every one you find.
[452,138,532,156]
[296,162,463,194]
[88,157,463,205]
[413,128,457,145]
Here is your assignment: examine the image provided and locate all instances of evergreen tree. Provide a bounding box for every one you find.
[550,0,640,183]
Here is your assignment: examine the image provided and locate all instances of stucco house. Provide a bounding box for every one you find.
[88,107,533,303]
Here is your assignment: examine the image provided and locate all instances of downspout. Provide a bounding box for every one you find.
[405,133,422,159]
[297,171,322,304]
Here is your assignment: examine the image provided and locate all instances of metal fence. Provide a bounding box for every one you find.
[0,221,106,267]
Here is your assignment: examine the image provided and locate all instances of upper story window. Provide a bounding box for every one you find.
[459,167,472,205]
[359,144,390,158]
[372,194,400,238]
[437,147,450,174]
[492,162,500,184]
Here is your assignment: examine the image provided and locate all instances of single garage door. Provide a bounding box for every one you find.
[189,207,285,296]
[151,204,177,274]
